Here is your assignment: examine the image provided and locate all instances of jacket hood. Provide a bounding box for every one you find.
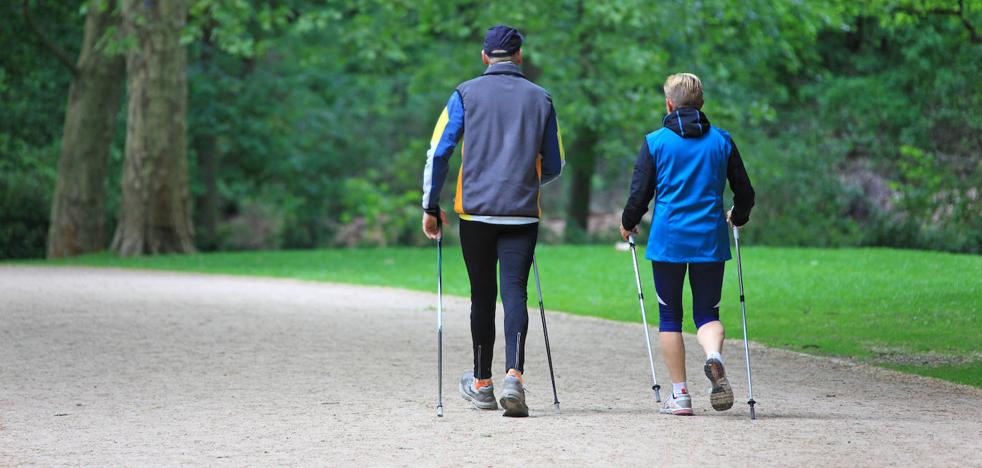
[662,108,711,138]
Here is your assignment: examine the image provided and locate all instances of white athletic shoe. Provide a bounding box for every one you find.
[659,390,694,416]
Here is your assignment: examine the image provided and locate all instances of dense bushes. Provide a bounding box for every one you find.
[0,139,57,258]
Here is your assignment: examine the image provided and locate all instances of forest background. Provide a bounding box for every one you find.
[2,0,979,259]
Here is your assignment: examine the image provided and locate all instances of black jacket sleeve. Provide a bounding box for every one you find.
[621,140,657,231]
[726,140,755,227]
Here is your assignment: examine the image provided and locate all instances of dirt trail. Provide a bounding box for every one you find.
[1,267,980,466]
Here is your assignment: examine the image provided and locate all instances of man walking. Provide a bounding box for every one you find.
[421,25,565,417]
[620,73,755,415]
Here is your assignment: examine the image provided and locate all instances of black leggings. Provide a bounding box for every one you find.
[459,219,538,380]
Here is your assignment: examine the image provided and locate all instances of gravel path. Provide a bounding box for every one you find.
[1,267,980,466]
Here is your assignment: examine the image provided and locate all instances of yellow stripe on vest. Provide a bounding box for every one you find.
[454,141,465,215]
[429,107,450,145]
[536,153,542,217]
[556,119,566,162]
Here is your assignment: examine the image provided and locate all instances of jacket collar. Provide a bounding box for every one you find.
[483,61,525,78]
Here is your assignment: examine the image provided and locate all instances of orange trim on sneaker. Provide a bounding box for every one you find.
[507,369,524,384]
[474,378,493,390]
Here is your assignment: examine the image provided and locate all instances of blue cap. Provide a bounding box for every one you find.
[483,25,523,57]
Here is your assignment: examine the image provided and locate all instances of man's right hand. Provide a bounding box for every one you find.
[422,211,447,240]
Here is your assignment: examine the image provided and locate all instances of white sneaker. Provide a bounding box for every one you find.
[659,390,694,416]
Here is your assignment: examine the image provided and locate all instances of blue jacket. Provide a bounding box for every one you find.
[621,108,755,263]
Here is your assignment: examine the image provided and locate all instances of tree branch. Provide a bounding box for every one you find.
[894,0,980,44]
[955,0,981,44]
[22,0,79,76]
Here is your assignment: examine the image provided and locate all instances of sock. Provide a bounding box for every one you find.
[672,382,688,397]
[474,378,493,390]
[707,351,722,363]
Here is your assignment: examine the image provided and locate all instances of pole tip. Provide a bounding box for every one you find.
[436,406,444,417]
[653,385,662,402]
[554,402,561,415]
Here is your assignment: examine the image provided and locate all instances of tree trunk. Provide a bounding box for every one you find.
[192,32,220,251]
[194,133,220,250]
[111,0,193,256]
[566,128,598,237]
[46,3,125,258]
[565,4,601,240]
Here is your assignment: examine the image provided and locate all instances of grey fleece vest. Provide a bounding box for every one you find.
[455,62,554,217]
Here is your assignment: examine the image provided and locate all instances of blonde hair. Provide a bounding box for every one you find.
[663,73,704,108]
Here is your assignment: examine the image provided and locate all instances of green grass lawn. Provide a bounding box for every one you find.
[28,245,981,387]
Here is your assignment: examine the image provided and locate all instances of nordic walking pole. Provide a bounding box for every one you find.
[532,254,561,414]
[628,234,662,402]
[732,226,757,420]
[435,219,444,417]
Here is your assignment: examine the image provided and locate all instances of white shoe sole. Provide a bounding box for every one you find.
[659,405,694,416]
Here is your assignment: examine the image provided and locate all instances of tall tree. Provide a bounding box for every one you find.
[32,0,125,258]
[524,1,667,237]
[111,0,193,255]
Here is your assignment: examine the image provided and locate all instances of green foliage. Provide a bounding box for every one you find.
[0,1,81,259]
[795,3,982,253]
[33,245,982,387]
[735,129,866,247]
[2,0,979,257]
[0,136,58,258]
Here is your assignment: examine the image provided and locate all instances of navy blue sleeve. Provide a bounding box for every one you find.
[421,91,465,215]
[539,101,565,185]
[621,139,657,231]
[726,140,755,226]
